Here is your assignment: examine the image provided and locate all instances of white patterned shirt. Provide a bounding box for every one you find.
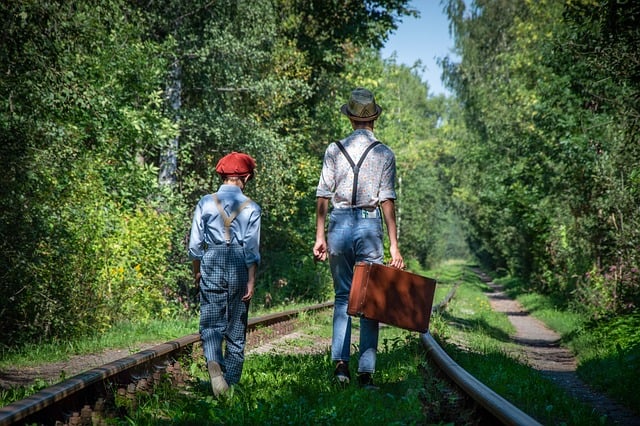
[316,129,397,209]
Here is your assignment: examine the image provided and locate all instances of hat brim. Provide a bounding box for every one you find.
[340,104,382,121]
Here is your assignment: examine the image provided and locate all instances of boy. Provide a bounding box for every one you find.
[188,152,261,395]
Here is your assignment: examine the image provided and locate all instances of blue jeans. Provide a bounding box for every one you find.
[327,208,384,373]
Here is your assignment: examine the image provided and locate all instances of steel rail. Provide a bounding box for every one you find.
[0,302,333,426]
[420,332,542,426]
[425,283,543,426]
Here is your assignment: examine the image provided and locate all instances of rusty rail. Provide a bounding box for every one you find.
[0,302,333,426]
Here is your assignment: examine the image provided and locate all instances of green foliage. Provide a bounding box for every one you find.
[442,0,640,316]
[574,314,640,410]
[253,253,334,309]
[0,378,51,409]
[1,0,424,349]
[96,205,175,323]
[0,0,177,346]
[376,60,455,267]
[0,0,468,353]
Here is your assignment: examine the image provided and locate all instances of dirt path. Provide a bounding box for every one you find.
[474,269,640,426]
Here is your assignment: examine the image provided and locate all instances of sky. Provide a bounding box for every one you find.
[380,1,458,96]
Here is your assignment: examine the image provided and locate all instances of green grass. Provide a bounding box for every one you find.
[8,259,635,424]
[573,314,640,410]
[0,288,478,424]
[0,316,201,408]
[0,316,200,368]
[0,302,334,369]
[108,310,471,425]
[0,306,333,408]
[3,304,471,425]
[429,261,611,426]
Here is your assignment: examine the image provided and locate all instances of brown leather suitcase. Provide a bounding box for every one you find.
[347,262,437,333]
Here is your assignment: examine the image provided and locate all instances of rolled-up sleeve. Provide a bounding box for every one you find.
[316,145,336,199]
[188,201,205,260]
[378,152,397,202]
[243,204,262,267]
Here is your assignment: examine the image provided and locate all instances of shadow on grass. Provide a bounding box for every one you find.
[126,334,465,425]
[578,340,640,413]
[441,340,611,426]
[439,309,512,343]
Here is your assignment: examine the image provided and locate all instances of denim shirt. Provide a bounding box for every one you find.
[188,184,261,267]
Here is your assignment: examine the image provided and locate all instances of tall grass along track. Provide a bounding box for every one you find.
[2,293,539,425]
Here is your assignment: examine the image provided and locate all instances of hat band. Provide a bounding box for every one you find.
[341,104,381,121]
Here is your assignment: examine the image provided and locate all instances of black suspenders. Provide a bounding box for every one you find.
[335,141,381,206]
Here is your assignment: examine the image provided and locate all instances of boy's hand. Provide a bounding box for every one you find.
[242,281,255,302]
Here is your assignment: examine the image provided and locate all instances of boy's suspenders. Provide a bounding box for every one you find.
[212,194,252,245]
[335,141,381,206]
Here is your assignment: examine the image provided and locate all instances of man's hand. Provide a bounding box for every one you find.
[314,197,329,262]
[380,200,405,270]
[388,246,405,270]
[313,238,328,262]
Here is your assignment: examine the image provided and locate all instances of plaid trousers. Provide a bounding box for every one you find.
[199,244,249,385]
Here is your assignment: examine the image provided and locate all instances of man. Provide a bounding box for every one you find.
[313,88,405,389]
[188,152,261,396]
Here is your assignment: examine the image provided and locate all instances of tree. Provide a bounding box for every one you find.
[0,0,177,344]
[442,0,640,315]
[0,0,418,346]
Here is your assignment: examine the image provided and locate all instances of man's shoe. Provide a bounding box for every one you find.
[207,361,229,396]
[357,372,379,390]
[334,361,350,385]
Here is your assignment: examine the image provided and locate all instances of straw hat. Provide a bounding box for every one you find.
[340,87,382,121]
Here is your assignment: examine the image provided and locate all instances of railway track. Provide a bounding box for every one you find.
[0,302,332,426]
[0,295,541,426]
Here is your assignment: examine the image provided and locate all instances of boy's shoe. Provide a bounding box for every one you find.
[207,361,229,396]
[357,372,379,390]
[334,361,350,385]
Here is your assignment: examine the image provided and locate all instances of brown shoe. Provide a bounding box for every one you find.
[207,361,229,396]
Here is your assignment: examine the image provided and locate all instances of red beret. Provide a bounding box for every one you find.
[215,152,256,177]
